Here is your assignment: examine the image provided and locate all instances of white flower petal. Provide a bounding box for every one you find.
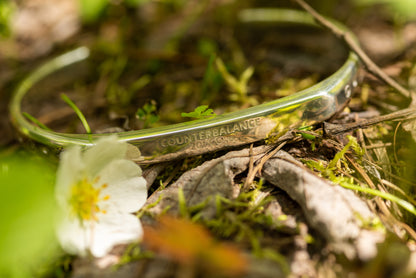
[55,135,148,258]
[84,136,127,178]
[57,213,142,258]
[101,176,147,213]
[55,145,84,208]
[89,213,143,257]
[97,159,143,185]
[56,217,90,257]
[125,143,142,160]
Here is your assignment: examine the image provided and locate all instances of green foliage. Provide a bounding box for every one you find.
[100,56,151,109]
[0,151,58,278]
[296,126,319,151]
[177,183,287,259]
[304,136,363,176]
[215,57,257,105]
[102,56,128,102]
[107,74,152,108]
[136,101,160,128]
[79,0,108,24]
[178,187,188,218]
[35,254,74,278]
[340,181,416,216]
[200,54,223,101]
[353,0,416,21]
[0,0,14,37]
[79,0,154,23]
[124,0,152,6]
[328,135,363,169]
[197,39,218,57]
[136,194,164,219]
[117,244,153,268]
[275,76,318,97]
[358,233,411,277]
[61,93,91,135]
[193,186,290,274]
[23,112,51,131]
[303,135,364,176]
[305,136,416,217]
[181,105,216,120]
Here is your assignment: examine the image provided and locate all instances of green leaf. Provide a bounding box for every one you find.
[215,57,255,104]
[136,101,160,128]
[181,105,216,119]
[0,151,58,277]
[353,0,416,21]
[0,0,15,37]
[79,0,108,24]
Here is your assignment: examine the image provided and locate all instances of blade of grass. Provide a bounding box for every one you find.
[22,112,52,131]
[339,181,416,216]
[60,93,91,134]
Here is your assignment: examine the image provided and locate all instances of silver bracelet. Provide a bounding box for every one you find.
[10,8,359,164]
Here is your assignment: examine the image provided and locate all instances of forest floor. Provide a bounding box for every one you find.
[1,0,416,277]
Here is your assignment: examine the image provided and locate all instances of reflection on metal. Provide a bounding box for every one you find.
[9,9,360,164]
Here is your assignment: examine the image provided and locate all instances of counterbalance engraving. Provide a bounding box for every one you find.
[159,118,262,149]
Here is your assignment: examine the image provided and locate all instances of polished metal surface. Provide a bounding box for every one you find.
[9,8,359,164]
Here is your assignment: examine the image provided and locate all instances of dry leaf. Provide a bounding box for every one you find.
[143,216,248,276]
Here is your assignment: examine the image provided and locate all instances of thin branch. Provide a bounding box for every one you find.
[293,0,415,100]
[324,108,416,135]
[243,141,287,191]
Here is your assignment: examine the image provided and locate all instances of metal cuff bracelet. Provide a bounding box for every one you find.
[10,8,359,164]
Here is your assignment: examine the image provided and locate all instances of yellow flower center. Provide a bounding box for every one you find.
[69,177,110,222]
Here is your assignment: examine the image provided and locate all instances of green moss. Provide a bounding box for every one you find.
[116,244,153,268]
[304,136,416,217]
[173,181,290,272]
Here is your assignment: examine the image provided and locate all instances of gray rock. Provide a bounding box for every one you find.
[262,150,385,260]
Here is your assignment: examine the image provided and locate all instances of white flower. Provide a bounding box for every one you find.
[55,136,147,257]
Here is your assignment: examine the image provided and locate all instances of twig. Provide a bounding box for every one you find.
[243,141,287,191]
[143,163,168,189]
[346,155,416,241]
[293,0,415,101]
[323,108,416,135]
[186,145,275,202]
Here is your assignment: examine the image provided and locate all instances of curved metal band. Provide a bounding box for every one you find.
[10,8,359,164]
